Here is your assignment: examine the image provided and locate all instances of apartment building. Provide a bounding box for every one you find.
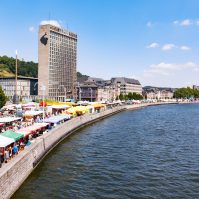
[38,24,77,100]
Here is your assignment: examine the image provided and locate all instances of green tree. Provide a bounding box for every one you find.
[119,93,124,100]
[0,86,7,108]
[0,55,88,79]
[127,92,133,100]
[174,87,199,99]
[132,92,143,100]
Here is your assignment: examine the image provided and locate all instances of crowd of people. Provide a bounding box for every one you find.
[0,110,57,168]
[0,102,117,168]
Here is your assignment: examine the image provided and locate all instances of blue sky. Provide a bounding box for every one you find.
[1,0,199,87]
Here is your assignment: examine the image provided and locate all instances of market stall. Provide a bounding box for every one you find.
[0,135,15,156]
[0,135,15,148]
[22,102,37,111]
[91,103,106,112]
[24,111,43,117]
[17,123,49,137]
[0,117,21,123]
[64,107,77,116]
[1,130,24,141]
[74,106,89,115]
[0,117,21,130]
[44,115,70,124]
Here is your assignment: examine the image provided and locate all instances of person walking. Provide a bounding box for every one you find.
[4,149,9,163]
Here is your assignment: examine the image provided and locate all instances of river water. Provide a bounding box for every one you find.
[12,104,199,199]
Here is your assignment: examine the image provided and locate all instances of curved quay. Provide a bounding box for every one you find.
[0,102,177,199]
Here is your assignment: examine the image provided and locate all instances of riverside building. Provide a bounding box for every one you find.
[143,87,174,100]
[0,76,38,99]
[38,24,77,101]
[77,77,121,102]
[111,77,142,95]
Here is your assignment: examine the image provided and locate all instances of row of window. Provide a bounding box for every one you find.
[49,55,76,60]
[49,34,76,45]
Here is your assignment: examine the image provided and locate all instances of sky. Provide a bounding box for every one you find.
[1,0,199,87]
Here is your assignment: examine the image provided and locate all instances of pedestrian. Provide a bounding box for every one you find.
[4,149,9,163]
[8,146,12,159]
[12,144,18,156]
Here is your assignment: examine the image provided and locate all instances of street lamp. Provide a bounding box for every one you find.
[77,82,82,101]
[40,85,46,123]
[88,88,93,102]
[13,50,18,104]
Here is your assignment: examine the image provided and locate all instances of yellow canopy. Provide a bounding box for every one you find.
[47,102,76,106]
[64,106,90,115]
[75,106,89,114]
[91,103,106,108]
[65,107,77,114]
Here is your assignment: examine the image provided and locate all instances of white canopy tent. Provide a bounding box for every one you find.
[0,135,15,147]
[0,117,21,123]
[51,105,70,109]
[24,111,43,116]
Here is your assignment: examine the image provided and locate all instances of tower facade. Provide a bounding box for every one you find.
[38,24,77,100]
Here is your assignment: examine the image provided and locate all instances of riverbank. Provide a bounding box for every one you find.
[0,102,177,199]
[13,102,199,199]
[125,101,178,110]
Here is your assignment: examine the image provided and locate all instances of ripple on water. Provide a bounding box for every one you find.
[12,104,199,199]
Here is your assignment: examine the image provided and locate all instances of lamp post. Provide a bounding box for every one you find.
[88,88,93,102]
[64,87,66,102]
[14,50,18,104]
[41,85,46,123]
[77,82,81,101]
[79,87,82,101]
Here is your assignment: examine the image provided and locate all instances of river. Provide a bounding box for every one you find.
[12,104,199,199]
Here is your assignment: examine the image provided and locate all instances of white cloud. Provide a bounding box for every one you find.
[40,20,61,28]
[181,19,192,26]
[150,62,179,71]
[180,45,191,51]
[149,62,199,73]
[173,19,193,26]
[146,21,152,28]
[135,62,199,87]
[162,44,176,51]
[28,26,35,32]
[147,43,191,52]
[146,43,159,48]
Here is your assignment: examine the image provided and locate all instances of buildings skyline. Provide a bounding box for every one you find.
[1,1,199,87]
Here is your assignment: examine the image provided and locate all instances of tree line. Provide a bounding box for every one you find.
[174,87,199,98]
[118,92,143,100]
[0,56,38,77]
[0,56,87,81]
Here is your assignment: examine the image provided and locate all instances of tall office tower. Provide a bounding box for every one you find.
[38,23,77,100]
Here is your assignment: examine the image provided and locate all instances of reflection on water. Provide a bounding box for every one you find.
[13,104,199,199]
